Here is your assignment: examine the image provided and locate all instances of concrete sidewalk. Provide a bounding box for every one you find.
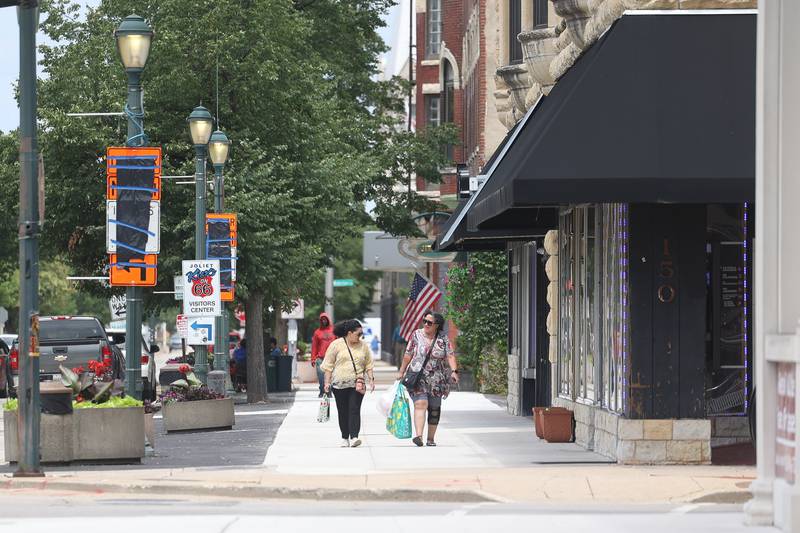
[0,369,757,504]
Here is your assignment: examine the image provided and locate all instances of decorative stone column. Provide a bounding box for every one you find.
[544,230,560,403]
[493,75,517,130]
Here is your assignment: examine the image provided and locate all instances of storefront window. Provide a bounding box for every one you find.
[558,210,575,397]
[600,204,629,413]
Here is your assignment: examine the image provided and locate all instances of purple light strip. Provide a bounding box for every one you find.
[743,202,749,413]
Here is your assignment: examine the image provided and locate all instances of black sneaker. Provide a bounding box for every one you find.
[412,436,423,447]
[318,392,324,398]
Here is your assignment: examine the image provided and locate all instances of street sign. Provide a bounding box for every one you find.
[333,279,355,287]
[109,294,126,321]
[109,253,157,286]
[281,299,305,320]
[182,260,221,317]
[106,147,162,201]
[206,213,237,302]
[107,200,160,253]
[186,317,214,345]
[176,314,188,339]
[174,275,184,301]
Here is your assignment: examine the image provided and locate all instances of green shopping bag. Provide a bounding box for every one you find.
[386,385,412,439]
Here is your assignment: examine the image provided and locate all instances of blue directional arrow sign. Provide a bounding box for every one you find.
[187,319,214,345]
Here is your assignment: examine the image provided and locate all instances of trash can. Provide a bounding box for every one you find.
[276,355,293,392]
[266,355,278,393]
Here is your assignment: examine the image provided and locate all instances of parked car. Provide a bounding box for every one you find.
[9,316,115,388]
[105,328,159,402]
[0,334,17,349]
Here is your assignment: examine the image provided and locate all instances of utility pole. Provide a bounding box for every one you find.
[14,0,43,478]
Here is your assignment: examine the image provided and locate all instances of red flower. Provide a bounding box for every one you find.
[71,366,85,374]
[179,364,190,374]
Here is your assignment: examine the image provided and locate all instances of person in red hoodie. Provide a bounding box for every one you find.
[311,312,335,397]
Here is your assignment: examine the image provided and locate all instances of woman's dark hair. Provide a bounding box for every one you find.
[334,319,362,338]
[424,311,445,336]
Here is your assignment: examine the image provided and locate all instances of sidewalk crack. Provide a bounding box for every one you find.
[586,478,595,499]
[219,516,240,533]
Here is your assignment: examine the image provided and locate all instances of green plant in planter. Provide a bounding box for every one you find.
[160,364,224,403]
[59,361,125,405]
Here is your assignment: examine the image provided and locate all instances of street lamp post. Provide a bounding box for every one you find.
[208,130,230,373]
[187,106,214,384]
[115,15,153,400]
[13,0,43,478]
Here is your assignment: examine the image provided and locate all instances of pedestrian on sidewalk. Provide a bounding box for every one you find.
[397,312,458,447]
[311,312,335,398]
[321,319,375,448]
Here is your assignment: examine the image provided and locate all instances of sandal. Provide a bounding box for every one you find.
[412,436,423,447]
[426,441,436,447]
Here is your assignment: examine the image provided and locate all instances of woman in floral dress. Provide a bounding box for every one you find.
[397,312,459,446]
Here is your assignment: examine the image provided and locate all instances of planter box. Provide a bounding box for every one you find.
[72,407,144,461]
[162,398,234,432]
[533,407,545,439]
[542,407,574,443]
[4,407,144,463]
[296,361,317,383]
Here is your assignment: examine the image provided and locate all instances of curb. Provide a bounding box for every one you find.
[1,478,499,503]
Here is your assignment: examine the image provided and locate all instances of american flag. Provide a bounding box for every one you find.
[399,273,442,341]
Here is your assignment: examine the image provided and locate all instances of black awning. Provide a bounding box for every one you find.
[470,12,756,230]
[434,199,553,252]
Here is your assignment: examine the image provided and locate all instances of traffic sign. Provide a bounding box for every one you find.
[109,253,157,286]
[107,200,160,253]
[333,279,355,287]
[109,294,126,321]
[176,314,188,339]
[186,317,214,345]
[174,275,184,301]
[182,260,221,317]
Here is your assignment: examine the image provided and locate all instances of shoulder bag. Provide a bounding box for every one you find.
[344,342,366,395]
[401,333,436,391]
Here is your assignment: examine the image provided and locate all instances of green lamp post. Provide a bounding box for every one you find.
[188,105,214,384]
[208,129,231,373]
[115,14,153,399]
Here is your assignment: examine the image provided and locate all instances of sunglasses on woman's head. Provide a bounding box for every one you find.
[422,319,434,326]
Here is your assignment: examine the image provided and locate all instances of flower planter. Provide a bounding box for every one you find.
[72,407,144,461]
[162,397,235,433]
[296,360,317,383]
[541,407,573,443]
[533,407,545,439]
[3,407,145,463]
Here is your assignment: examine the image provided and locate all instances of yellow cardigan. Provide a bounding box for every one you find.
[320,338,373,387]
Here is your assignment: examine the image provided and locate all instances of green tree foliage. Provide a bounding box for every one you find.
[20,0,452,401]
[444,252,508,393]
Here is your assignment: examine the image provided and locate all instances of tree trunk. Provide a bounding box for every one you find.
[246,292,268,403]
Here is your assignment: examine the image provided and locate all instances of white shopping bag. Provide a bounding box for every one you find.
[376,380,400,418]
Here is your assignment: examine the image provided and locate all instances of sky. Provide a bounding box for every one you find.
[0,1,402,134]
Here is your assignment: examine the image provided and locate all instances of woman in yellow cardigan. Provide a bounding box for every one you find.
[321,319,375,447]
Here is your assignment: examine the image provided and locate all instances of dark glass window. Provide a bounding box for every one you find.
[426,95,440,127]
[426,0,442,58]
[533,0,548,29]
[509,0,523,63]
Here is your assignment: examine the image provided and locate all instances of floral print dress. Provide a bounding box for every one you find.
[404,329,455,399]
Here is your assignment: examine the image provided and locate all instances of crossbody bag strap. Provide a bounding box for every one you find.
[344,342,362,378]
[418,332,436,370]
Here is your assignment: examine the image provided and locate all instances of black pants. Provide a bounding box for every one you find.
[332,387,364,439]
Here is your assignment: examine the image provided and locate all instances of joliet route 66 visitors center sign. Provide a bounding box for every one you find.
[182,260,221,318]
